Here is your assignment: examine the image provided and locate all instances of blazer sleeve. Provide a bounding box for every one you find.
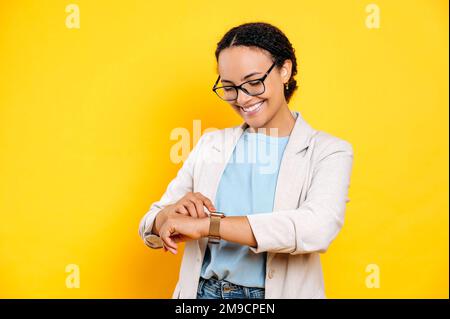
[246,139,354,255]
[138,133,208,249]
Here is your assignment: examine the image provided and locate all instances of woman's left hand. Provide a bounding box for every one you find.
[159,214,209,254]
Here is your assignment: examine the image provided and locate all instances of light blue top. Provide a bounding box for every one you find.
[200,126,290,288]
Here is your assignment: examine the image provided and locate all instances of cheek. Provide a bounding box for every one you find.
[261,80,281,99]
[261,84,278,103]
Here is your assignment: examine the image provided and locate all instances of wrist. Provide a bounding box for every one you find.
[206,211,226,244]
[199,217,210,238]
[153,205,172,235]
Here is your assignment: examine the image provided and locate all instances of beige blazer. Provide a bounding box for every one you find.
[138,110,354,299]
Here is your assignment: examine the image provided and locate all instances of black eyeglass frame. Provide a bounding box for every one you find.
[212,60,278,101]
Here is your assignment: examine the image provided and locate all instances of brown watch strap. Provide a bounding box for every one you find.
[208,212,225,244]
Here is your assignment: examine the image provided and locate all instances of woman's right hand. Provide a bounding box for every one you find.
[166,192,216,218]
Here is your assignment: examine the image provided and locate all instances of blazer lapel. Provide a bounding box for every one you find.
[267,110,316,263]
[274,111,315,209]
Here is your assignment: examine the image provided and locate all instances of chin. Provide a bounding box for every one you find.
[243,114,268,129]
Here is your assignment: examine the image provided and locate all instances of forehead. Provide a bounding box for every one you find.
[217,46,272,80]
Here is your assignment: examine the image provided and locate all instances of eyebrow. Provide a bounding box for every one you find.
[221,72,262,84]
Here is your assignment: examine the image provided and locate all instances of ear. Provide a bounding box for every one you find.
[280,59,293,83]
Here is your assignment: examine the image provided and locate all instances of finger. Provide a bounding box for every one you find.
[163,241,177,254]
[166,233,179,251]
[174,204,189,216]
[195,193,216,213]
[191,198,206,218]
[163,242,175,254]
[183,201,198,218]
[163,238,178,254]
[161,236,172,251]
[161,228,178,251]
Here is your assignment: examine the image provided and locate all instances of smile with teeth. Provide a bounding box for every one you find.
[241,100,265,113]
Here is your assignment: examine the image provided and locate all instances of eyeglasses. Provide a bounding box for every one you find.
[212,61,277,101]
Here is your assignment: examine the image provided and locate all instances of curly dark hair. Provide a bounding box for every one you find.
[215,22,299,103]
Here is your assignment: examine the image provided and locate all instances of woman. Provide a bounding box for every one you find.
[138,22,354,299]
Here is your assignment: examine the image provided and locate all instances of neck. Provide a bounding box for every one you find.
[247,104,296,137]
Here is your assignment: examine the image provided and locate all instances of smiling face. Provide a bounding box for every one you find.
[217,46,293,131]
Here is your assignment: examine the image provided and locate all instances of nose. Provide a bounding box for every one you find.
[235,88,253,107]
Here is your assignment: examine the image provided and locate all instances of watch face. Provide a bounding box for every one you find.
[210,211,225,217]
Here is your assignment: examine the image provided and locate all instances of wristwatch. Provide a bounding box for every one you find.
[208,211,225,244]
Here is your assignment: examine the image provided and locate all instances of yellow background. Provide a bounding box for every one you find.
[0,0,448,298]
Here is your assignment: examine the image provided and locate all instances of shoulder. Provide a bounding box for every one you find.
[310,130,354,159]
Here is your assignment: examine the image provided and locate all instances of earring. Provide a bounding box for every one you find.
[285,82,289,90]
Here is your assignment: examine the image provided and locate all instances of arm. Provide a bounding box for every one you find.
[158,215,257,254]
[198,216,258,248]
[245,139,354,255]
[198,140,353,251]
[160,139,353,255]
